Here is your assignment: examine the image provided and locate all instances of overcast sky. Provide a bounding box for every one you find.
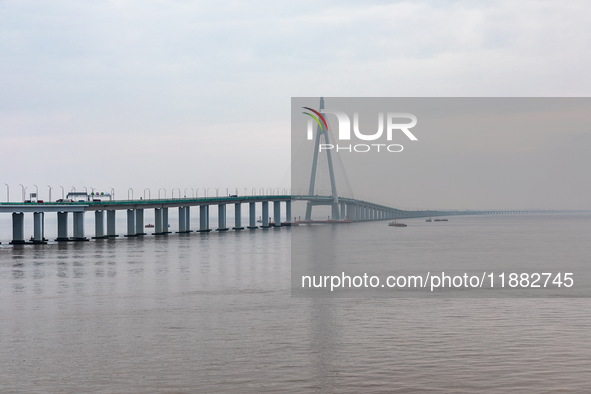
[1,0,590,207]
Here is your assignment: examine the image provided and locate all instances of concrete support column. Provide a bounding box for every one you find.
[107,210,117,237]
[234,203,243,230]
[217,204,228,231]
[340,203,346,221]
[332,203,340,221]
[32,212,46,243]
[10,212,25,244]
[56,211,69,241]
[73,211,88,241]
[248,202,257,229]
[261,201,270,228]
[347,204,354,221]
[273,201,281,227]
[177,206,186,233]
[199,205,211,232]
[126,209,136,237]
[135,209,146,235]
[154,208,162,234]
[93,210,105,239]
[185,206,191,232]
[162,207,170,233]
[286,200,292,224]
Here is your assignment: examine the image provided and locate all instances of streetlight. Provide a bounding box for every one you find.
[110,188,115,201]
[47,185,52,202]
[144,188,151,199]
[128,188,133,200]
[33,184,39,201]
[4,183,9,202]
[190,187,195,198]
[19,184,26,201]
[158,188,166,199]
[215,188,219,197]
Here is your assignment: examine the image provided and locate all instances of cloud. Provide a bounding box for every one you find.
[1,0,590,206]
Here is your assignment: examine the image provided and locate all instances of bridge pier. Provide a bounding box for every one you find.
[33,212,46,243]
[10,212,25,244]
[199,205,211,232]
[348,204,356,221]
[93,210,107,239]
[125,209,137,237]
[273,201,281,227]
[261,201,270,228]
[162,207,170,233]
[56,211,69,241]
[177,206,192,233]
[107,210,118,237]
[185,206,191,232]
[72,211,88,241]
[177,207,185,232]
[331,203,340,221]
[217,204,228,231]
[285,200,292,224]
[153,208,163,234]
[234,203,244,230]
[248,202,257,229]
[135,209,146,235]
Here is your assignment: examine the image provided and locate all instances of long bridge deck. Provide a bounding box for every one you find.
[0,194,555,245]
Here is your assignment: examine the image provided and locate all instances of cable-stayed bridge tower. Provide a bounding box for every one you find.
[304,97,341,220]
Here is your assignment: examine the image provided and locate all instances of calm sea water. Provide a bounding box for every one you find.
[1,214,590,393]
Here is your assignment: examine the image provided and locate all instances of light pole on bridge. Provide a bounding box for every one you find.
[128,188,133,200]
[4,183,9,202]
[47,185,52,202]
[19,184,27,202]
[144,188,151,199]
[158,188,166,199]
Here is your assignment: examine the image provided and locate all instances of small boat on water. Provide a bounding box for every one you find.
[388,219,407,227]
[434,219,448,222]
[145,223,155,228]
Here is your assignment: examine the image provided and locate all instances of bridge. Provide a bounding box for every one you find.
[0,194,549,245]
[0,98,552,245]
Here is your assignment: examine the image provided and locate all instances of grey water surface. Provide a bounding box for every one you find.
[1,215,590,393]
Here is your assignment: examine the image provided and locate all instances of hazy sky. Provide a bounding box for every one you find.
[1,0,590,206]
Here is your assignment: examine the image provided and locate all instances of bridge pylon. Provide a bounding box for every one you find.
[304,97,340,220]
